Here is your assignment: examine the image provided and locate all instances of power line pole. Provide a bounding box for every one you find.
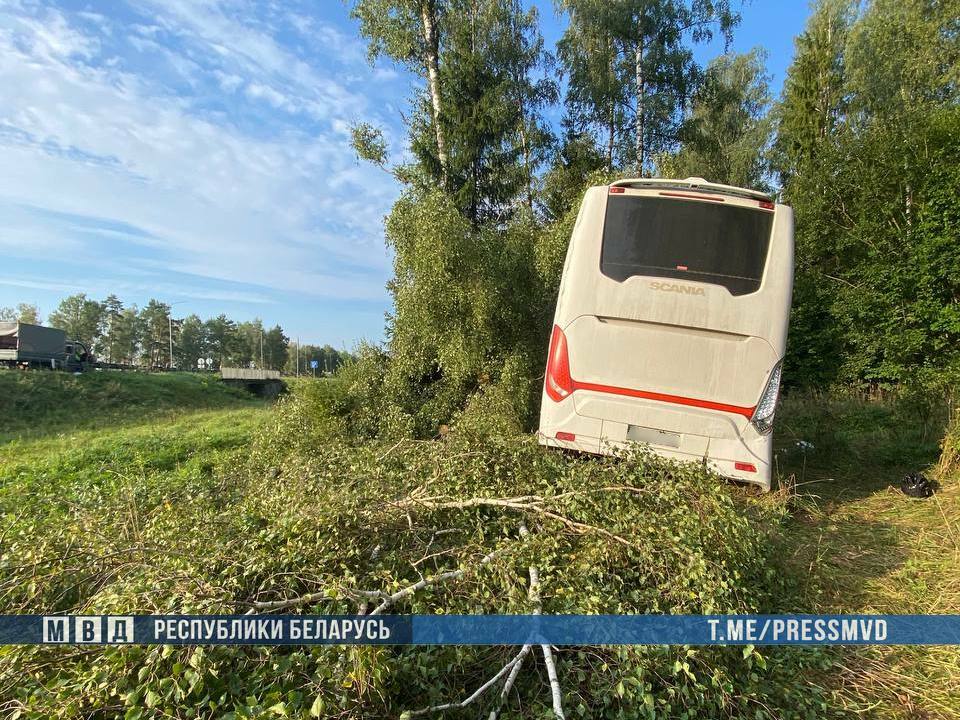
[168,315,173,370]
[259,331,264,369]
[296,338,300,377]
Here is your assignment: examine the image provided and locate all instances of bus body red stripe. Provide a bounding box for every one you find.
[571,380,756,418]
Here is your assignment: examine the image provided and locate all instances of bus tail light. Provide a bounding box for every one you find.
[750,361,782,434]
[556,431,576,441]
[545,325,573,402]
[735,462,757,473]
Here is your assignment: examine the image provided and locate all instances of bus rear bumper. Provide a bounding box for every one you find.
[538,404,772,491]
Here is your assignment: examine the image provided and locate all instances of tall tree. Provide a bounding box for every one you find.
[234,319,265,367]
[111,306,142,365]
[557,0,739,174]
[772,0,854,186]
[262,325,290,371]
[352,0,450,180]
[98,294,125,364]
[776,0,960,387]
[47,294,104,349]
[139,300,171,368]
[354,0,555,222]
[439,0,556,221]
[540,129,607,220]
[176,314,207,370]
[204,315,238,369]
[557,1,625,172]
[656,49,773,188]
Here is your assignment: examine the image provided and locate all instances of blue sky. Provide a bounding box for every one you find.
[0,1,810,346]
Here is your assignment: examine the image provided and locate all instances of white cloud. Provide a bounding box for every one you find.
[0,1,406,304]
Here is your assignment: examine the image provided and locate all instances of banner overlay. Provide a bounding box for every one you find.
[4,615,960,646]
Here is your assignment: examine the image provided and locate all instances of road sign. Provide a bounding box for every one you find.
[310,360,319,369]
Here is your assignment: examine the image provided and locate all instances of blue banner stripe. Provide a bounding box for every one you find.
[4,615,960,646]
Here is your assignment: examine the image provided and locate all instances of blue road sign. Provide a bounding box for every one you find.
[310,360,319,369]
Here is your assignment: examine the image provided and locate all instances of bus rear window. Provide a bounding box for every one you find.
[600,195,774,295]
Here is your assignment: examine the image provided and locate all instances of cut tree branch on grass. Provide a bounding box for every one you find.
[403,645,531,718]
[369,545,502,616]
[246,511,568,718]
[405,522,566,720]
[541,643,565,720]
[395,494,635,549]
[246,544,507,615]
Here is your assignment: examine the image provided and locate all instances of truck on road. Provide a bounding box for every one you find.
[0,322,93,371]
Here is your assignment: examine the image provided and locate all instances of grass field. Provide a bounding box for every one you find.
[0,370,258,443]
[773,393,960,718]
[0,372,957,717]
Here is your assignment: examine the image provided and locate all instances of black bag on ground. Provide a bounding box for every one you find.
[900,472,935,498]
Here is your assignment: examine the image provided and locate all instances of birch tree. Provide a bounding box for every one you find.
[657,49,773,188]
[557,0,738,174]
[351,0,450,181]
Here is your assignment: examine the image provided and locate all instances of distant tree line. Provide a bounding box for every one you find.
[0,304,41,325]
[2,294,350,374]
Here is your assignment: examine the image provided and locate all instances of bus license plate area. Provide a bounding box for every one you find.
[626,425,681,448]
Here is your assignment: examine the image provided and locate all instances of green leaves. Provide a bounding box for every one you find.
[777,0,960,390]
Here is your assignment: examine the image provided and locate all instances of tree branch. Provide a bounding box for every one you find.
[369,545,502,615]
[404,646,530,718]
[397,495,636,549]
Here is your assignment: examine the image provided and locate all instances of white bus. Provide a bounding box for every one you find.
[538,177,794,490]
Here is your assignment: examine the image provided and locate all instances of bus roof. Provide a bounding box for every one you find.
[609,177,773,202]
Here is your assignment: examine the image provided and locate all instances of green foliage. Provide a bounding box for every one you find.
[350,121,390,169]
[777,389,948,476]
[176,314,206,370]
[47,293,105,349]
[772,0,854,184]
[942,409,960,477]
[8,292,304,371]
[138,299,172,368]
[285,343,350,376]
[557,0,740,173]
[0,303,41,324]
[776,0,960,390]
[540,132,608,220]
[656,49,773,189]
[351,187,553,437]
[352,0,556,223]
[431,0,557,221]
[0,383,831,718]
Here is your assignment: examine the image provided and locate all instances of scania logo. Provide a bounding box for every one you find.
[649,281,705,296]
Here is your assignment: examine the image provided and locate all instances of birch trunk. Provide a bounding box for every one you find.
[420,0,448,181]
[635,37,646,175]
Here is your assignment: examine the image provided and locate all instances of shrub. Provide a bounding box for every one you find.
[1,384,827,719]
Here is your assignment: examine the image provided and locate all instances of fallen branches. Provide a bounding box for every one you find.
[369,545,501,616]
[541,643,565,720]
[395,494,635,549]
[404,522,565,720]
[403,645,530,718]
[246,544,505,615]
